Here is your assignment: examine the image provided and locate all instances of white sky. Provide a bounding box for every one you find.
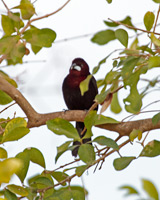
[0,0,160,199]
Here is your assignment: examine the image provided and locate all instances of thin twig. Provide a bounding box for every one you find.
[121,109,160,122]
[0,60,46,68]
[151,4,160,48]
[44,159,80,174]
[137,131,150,147]
[108,18,160,36]
[98,135,122,170]
[37,174,76,193]
[20,0,71,35]
[55,33,94,43]
[0,55,8,64]
[141,100,160,111]
[0,102,16,114]
[39,138,131,192]
[1,0,10,12]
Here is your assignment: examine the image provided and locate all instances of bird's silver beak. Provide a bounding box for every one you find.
[71,63,81,71]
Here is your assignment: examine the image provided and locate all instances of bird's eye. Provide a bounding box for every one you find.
[71,65,81,71]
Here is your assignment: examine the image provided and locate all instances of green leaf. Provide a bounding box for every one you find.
[84,111,119,138]
[84,110,118,127]
[0,147,7,159]
[148,56,160,68]
[8,12,24,28]
[110,93,122,114]
[2,117,30,143]
[10,42,26,64]
[48,186,86,200]
[151,33,160,47]
[0,118,9,130]
[142,179,159,200]
[95,90,110,104]
[113,157,136,171]
[152,112,160,125]
[4,189,18,200]
[31,45,42,54]
[93,136,119,150]
[91,29,116,45]
[23,26,56,48]
[0,36,19,55]
[138,45,155,55]
[79,75,92,96]
[7,184,28,196]
[0,90,13,105]
[78,144,95,164]
[55,141,72,163]
[124,84,142,113]
[70,187,85,200]
[152,0,160,3]
[113,60,118,67]
[115,29,128,47]
[24,147,46,168]
[92,51,115,74]
[104,16,135,30]
[29,175,54,198]
[140,140,160,157]
[13,0,35,20]
[119,185,139,196]
[0,158,22,184]
[51,171,68,186]
[30,176,54,189]
[2,13,24,35]
[144,11,155,31]
[121,57,140,82]
[105,70,120,84]
[49,188,71,200]
[2,15,15,35]
[130,37,139,50]
[28,174,54,199]
[47,118,79,140]
[94,114,119,125]
[106,0,112,3]
[15,151,30,183]
[84,111,97,138]
[28,174,42,185]
[0,70,18,88]
[129,129,142,142]
[75,165,88,177]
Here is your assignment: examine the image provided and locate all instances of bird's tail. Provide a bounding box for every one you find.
[76,121,85,138]
[72,122,91,157]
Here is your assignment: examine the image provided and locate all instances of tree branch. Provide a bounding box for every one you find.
[108,18,160,36]
[0,75,39,123]
[0,75,160,136]
[20,0,71,35]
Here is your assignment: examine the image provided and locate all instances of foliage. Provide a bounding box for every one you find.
[120,178,159,200]
[0,0,160,199]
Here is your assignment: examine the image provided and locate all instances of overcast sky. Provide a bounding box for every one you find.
[0,0,160,200]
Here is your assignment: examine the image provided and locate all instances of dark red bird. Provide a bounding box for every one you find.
[62,58,98,156]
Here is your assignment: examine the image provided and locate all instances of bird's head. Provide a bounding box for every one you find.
[69,58,90,76]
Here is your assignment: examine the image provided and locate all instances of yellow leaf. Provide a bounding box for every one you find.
[0,158,22,184]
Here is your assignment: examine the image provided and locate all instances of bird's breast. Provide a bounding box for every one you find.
[66,75,86,88]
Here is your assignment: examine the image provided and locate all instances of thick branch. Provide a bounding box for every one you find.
[0,75,39,123]
[98,118,160,136]
[0,75,160,136]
